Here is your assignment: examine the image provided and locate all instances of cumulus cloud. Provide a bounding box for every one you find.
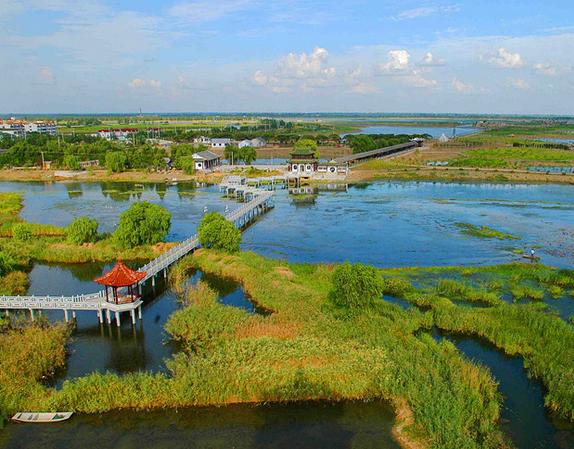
[408,71,438,88]
[451,78,473,92]
[128,78,161,89]
[487,48,524,68]
[253,47,336,93]
[344,66,379,94]
[508,77,529,89]
[533,63,557,76]
[419,52,446,67]
[378,50,410,74]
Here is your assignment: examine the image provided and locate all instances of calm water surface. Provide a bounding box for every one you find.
[348,125,478,138]
[0,401,400,449]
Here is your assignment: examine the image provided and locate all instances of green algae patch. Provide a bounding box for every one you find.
[455,222,520,240]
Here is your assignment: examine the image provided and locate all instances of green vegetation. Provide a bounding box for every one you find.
[179,156,195,175]
[0,251,15,277]
[11,223,32,241]
[3,251,574,447]
[105,151,128,173]
[456,223,519,240]
[224,145,257,165]
[330,262,383,313]
[197,212,241,253]
[113,202,171,248]
[293,138,319,156]
[66,217,99,245]
[450,147,574,169]
[346,134,428,154]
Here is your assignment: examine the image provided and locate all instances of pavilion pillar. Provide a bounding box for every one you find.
[115,311,120,327]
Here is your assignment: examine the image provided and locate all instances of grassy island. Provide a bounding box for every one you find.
[1,249,573,449]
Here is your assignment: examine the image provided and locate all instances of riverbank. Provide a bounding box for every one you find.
[348,163,574,184]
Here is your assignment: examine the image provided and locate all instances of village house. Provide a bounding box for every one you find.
[238,137,267,148]
[193,136,212,145]
[192,150,221,171]
[211,138,232,149]
[95,128,138,141]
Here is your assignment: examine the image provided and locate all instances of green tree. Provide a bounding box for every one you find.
[11,223,33,241]
[113,202,171,248]
[330,262,383,312]
[63,155,81,170]
[0,251,15,277]
[294,139,318,156]
[179,156,195,175]
[198,212,241,253]
[240,146,257,165]
[105,151,128,173]
[66,216,99,245]
[224,145,241,165]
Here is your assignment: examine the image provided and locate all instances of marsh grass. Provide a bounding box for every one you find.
[455,223,519,240]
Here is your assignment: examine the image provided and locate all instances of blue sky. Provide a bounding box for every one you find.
[1,0,573,113]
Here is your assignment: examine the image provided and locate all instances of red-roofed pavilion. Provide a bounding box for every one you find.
[94,260,146,305]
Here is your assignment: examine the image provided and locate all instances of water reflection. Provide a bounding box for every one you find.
[0,401,401,449]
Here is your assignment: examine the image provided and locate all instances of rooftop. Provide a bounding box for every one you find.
[193,150,220,161]
[94,260,146,287]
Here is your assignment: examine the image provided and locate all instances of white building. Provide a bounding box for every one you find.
[24,121,57,136]
[238,137,267,148]
[193,136,212,145]
[95,128,138,141]
[0,120,57,138]
[211,138,232,149]
[192,150,221,171]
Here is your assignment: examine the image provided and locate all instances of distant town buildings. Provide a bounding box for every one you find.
[95,128,138,141]
[0,119,58,138]
[193,136,212,145]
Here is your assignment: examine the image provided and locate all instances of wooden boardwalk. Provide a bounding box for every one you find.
[0,188,274,326]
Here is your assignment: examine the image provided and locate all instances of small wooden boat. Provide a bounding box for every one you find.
[522,255,541,262]
[11,412,73,423]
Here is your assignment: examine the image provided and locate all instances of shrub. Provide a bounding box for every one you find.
[330,262,383,312]
[66,216,99,245]
[11,223,32,241]
[113,202,171,248]
[63,155,81,170]
[179,156,195,175]
[0,251,15,277]
[105,151,128,173]
[381,277,413,297]
[197,212,241,253]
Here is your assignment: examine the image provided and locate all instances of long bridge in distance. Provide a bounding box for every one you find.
[0,183,274,327]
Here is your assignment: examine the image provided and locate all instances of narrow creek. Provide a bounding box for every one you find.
[428,328,574,449]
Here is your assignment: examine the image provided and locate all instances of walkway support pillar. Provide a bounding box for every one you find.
[115,311,120,327]
[64,309,69,322]
[29,309,35,321]
[138,305,142,320]
[130,309,136,324]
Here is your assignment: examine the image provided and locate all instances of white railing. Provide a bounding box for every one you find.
[0,187,274,312]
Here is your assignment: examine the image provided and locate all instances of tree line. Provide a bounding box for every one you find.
[345,133,430,154]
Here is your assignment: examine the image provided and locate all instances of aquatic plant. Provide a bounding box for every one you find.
[455,223,519,240]
[11,223,33,242]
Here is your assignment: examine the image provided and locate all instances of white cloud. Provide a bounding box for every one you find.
[451,78,473,92]
[344,66,379,94]
[128,78,161,89]
[508,77,529,89]
[253,47,336,93]
[169,0,255,23]
[419,52,446,66]
[487,47,524,68]
[394,5,460,20]
[408,71,438,88]
[533,63,557,76]
[378,50,410,74]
